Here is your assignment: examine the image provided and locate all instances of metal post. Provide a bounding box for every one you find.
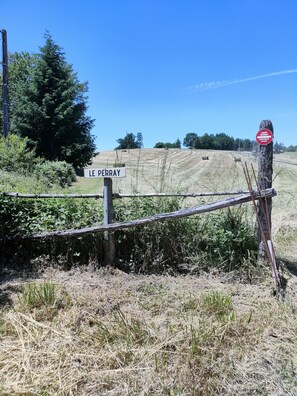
[103,178,115,265]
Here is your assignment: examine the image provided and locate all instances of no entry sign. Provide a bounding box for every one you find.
[256,129,273,145]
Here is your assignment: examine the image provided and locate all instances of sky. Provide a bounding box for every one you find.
[1,0,297,150]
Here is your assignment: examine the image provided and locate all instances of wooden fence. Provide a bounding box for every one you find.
[0,119,276,267]
[1,190,251,199]
[1,187,276,265]
[27,188,276,240]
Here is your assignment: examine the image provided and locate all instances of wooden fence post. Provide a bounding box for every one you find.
[257,119,274,256]
[103,178,115,265]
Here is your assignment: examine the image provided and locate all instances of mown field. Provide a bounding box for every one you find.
[82,148,297,262]
[1,148,297,395]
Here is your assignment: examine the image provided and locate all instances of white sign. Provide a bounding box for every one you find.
[84,167,126,178]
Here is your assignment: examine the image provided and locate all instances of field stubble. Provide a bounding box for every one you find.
[0,267,297,395]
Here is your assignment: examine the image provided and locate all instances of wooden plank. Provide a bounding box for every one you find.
[26,188,276,240]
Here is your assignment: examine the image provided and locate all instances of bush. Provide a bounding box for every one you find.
[0,134,38,174]
[34,161,76,188]
[0,135,76,190]
[0,196,103,237]
[0,169,51,194]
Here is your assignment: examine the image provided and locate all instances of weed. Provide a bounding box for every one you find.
[18,281,57,309]
[200,290,233,319]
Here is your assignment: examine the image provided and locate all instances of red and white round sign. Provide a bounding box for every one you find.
[256,129,273,145]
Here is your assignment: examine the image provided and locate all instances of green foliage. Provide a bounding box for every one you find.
[34,161,76,188]
[286,145,297,152]
[113,198,257,273]
[0,135,78,189]
[0,52,37,128]
[200,291,233,319]
[0,196,103,237]
[0,169,51,194]
[18,281,57,309]
[154,139,181,149]
[0,134,38,173]
[183,132,198,149]
[201,207,258,271]
[115,132,143,149]
[183,132,254,151]
[11,33,95,168]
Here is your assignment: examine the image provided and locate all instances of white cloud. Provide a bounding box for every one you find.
[188,69,297,92]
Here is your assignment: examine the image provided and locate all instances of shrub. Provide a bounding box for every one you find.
[0,169,50,194]
[0,196,103,237]
[34,160,76,188]
[0,134,38,174]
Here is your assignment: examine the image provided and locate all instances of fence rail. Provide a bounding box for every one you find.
[27,188,276,240]
[1,190,251,199]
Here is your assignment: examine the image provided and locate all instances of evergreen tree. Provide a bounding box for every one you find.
[12,33,95,168]
[175,138,181,148]
[136,132,143,148]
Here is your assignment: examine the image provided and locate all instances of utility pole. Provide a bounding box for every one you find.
[2,29,10,138]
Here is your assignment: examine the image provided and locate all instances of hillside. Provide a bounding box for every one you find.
[84,148,253,194]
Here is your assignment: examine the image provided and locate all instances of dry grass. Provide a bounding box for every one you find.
[1,267,297,395]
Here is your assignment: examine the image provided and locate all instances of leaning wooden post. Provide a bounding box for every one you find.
[257,120,274,257]
[103,178,115,265]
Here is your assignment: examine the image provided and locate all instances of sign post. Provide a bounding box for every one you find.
[256,129,273,146]
[84,167,126,265]
[256,121,274,257]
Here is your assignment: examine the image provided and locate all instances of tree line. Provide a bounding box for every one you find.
[115,132,255,151]
[183,132,254,151]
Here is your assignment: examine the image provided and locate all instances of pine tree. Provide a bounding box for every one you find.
[12,33,95,168]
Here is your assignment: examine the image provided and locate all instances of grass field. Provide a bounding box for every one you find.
[1,148,297,395]
[78,148,297,262]
[80,148,251,194]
